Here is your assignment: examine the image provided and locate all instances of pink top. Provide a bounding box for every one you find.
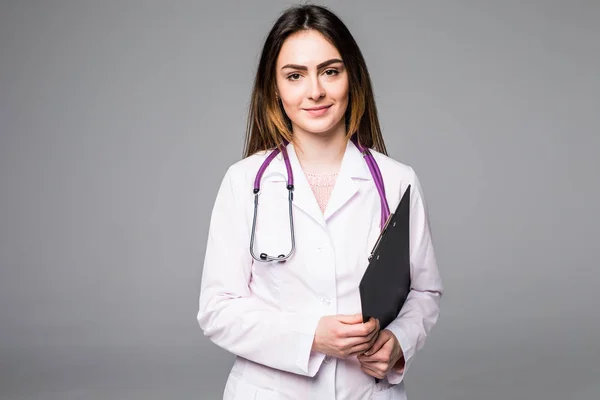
[304,171,338,214]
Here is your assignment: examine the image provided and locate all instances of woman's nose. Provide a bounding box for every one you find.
[308,77,325,100]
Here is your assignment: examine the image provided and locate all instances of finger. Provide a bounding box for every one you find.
[337,336,364,355]
[347,338,378,357]
[358,353,388,363]
[341,332,375,351]
[354,332,379,357]
[357,323,379,344]
[359,360,388,373]
[336,313,364,325]
[341,317,378,338]
[349,326,380,355]
[360,364,377,378]
[343,326,379,350]
[359,339,394,363]
[367,325,380,344]
[360,363,386,380]
[350,327,384,357]
[363,332,390,356]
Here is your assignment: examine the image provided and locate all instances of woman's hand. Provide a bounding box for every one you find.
[357,329,405,380]
[312,314,380,358]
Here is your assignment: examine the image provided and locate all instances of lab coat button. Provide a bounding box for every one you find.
[317,244,329,252]
[324,355,332,363]
[321,297,330,305]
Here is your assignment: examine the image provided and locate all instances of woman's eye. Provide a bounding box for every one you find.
[287,73,301,81]
[324,69,339,76]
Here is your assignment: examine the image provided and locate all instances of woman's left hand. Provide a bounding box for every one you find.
[357,329,405,380]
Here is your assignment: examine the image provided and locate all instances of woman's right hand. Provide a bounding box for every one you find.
[312,314,380,358]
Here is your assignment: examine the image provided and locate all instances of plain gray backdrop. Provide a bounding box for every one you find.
[1,0,599,399]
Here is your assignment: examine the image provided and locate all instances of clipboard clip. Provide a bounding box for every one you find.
[367,212,395,261]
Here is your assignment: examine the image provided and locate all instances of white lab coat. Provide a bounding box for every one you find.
[198,139,443,400]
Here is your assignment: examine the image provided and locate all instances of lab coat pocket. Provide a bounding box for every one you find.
[372,389,391,400]
[372,383,407,400]
[224,374,278,400]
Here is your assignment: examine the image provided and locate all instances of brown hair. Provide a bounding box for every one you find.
[242,4,387,158]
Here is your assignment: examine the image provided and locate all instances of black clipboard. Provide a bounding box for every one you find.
[359,184,411,329]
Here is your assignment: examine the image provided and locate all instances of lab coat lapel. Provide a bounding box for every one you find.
[323,139,372,220]
[263,140,372,228]
[264,143,327,229]
[286,143,328,228]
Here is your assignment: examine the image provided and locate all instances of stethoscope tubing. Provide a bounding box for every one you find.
[250,137,390,263]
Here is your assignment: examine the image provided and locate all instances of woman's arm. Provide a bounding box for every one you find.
[384,167,444,384]
[197,166,326,377]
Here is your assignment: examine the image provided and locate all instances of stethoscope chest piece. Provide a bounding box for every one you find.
[259,252,287,262]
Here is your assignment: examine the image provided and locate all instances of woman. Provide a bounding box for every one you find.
[197,4,443,399]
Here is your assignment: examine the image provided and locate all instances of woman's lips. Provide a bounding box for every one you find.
[303,105,332,117]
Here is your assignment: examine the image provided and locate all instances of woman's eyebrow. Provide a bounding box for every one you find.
[281,58,344,71]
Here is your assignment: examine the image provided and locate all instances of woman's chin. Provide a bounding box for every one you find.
[294,120,344,137]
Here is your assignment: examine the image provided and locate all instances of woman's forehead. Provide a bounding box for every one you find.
[276,30,342,67]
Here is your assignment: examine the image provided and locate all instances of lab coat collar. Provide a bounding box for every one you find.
[269,139,372,180]
[263,139,373,228]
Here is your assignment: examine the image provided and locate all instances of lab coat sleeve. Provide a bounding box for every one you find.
[197,167,325,377]
[385,167,443,385]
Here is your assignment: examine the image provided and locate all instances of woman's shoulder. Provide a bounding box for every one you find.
[222,148,277,184]
[368,148,426,207]
[369,148,417,182]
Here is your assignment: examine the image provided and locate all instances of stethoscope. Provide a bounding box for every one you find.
[250,135,391,263]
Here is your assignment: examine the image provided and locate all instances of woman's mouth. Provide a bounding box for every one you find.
[303,105,332,117]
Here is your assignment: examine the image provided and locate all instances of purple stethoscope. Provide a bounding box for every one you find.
[250,135,391,263]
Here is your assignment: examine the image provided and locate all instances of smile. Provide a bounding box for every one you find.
[303,105,332,116]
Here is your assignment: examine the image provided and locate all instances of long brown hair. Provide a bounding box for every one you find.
[243,4,387,158]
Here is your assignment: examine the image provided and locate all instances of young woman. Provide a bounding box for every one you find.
[197,4,443,399]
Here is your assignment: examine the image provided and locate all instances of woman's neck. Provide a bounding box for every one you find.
[292,128,346,174]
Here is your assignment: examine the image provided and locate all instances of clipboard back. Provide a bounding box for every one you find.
[359,185,411,328]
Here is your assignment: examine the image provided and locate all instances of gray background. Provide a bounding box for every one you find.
[1,0,599,399]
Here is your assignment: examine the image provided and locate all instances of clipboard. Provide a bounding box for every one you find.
[359,184,411,329]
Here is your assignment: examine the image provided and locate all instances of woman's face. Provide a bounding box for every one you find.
[275,29,349,139]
